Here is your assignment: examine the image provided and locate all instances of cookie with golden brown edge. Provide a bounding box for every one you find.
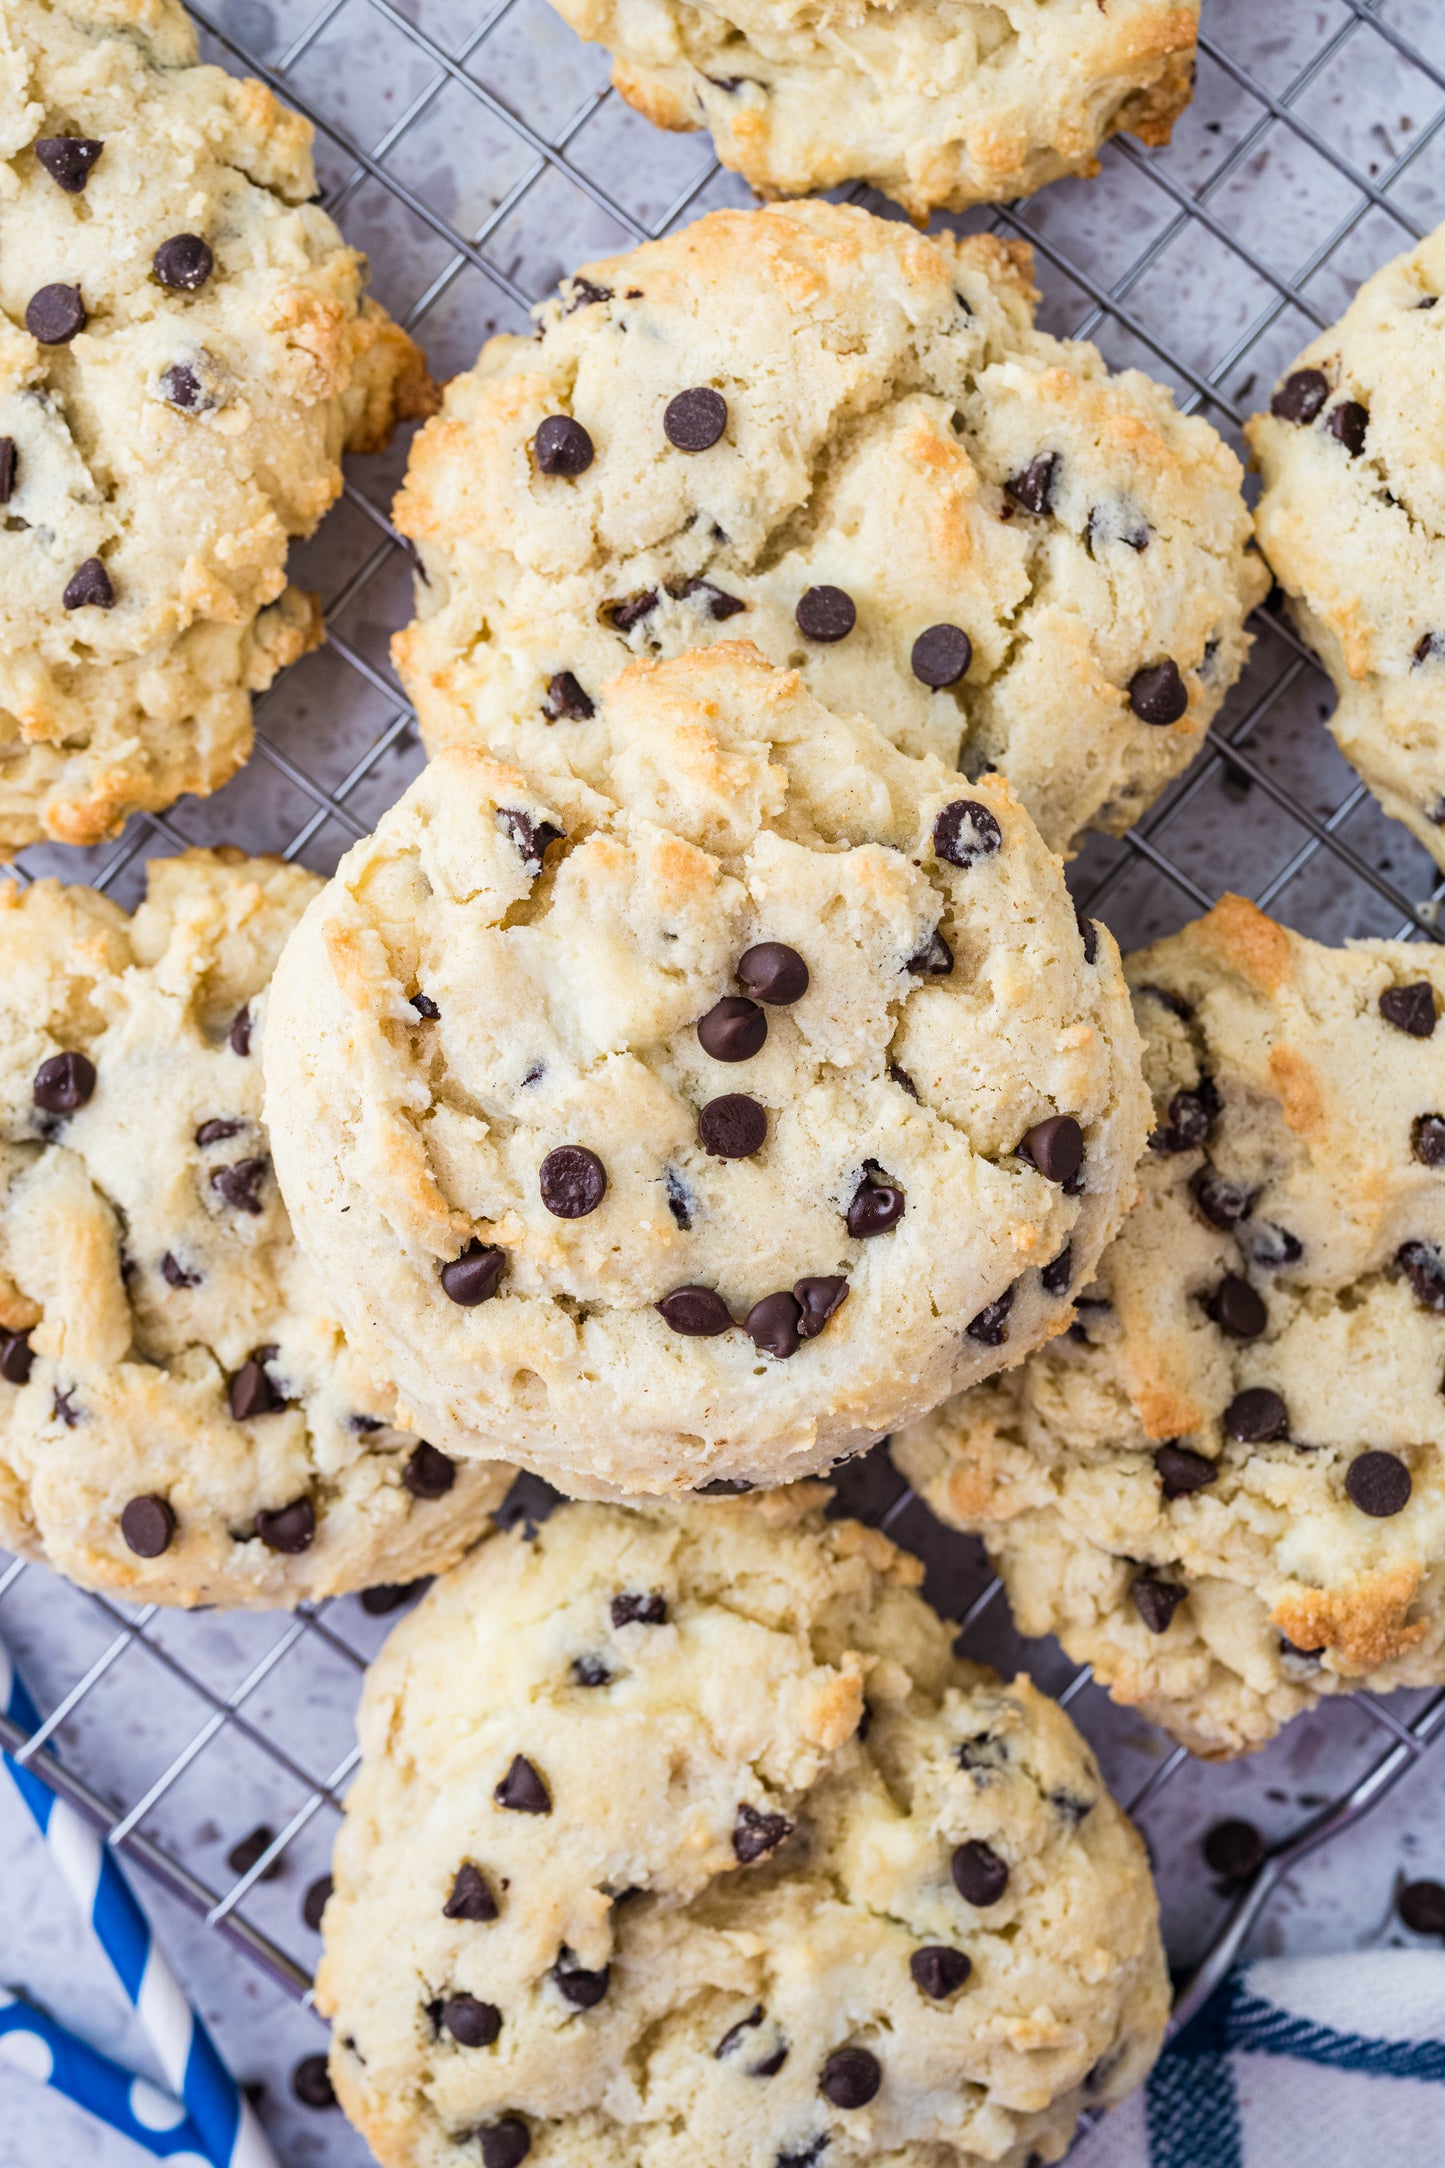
[316,1487,1170,2168]
[392,201,1267,860]
[896,895,1445,1758]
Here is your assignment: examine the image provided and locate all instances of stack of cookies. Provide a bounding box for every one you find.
[5,3,1445,2162]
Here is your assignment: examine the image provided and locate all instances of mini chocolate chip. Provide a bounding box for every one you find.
[0,1330,34,1384]
[967,1286,1014,1346]
[1413,1114,1445,1167]
[611,1591,667,1627]
[495,1755,550,1814]
[911,624,972,688]
[1131,1574,1186,1633]
[34,137,103,192]
[1398,1880,1445,1936]
[933,799,1001,866]
[573,1655,611,1686]
[0,439,15,503]
[539,1145,607,1218]
[362,1581,429,1615]
[795,585,855,642]
[1224,1387,1288,1443]
[846,1168,905,1238]
[910,1946,971,1999]
[160,363,204,410]
[153,234,213,290]
[441,1242,505,1305]
[121,1495,175,1558]
[1156,1443,1217,1499]
[26,283,86,344]
[566,277,613,311]
[229,1007,252,1056]
[1345,1449,1412,1518]
[1210,1275,1267,1339]
[63,557,115,610]
[746,1291,802,1359]
[255,1498,315,1554]
[1326,400,1367,455]
[444,1994,502,2046]
[553,1953,610,2007]
[1040,1244,1072,1298]
[1077,909,1099,964]
[229,1356,282,1420]
[534,415,593,475]
[1248,1222,1303,1269]
[195,1117,244,1146]
[906,927,954,976]
[1416,634,1445,671]
[33,1050,96,1113]
[1379,981,1437,1037]
[716,2006,764,2057]
[411,992,440,1020]
[952,1840,1009,1906]
[1204,1818,1263,1881]
[734,1803,793,1863]
[1005,452,1059,514]
[1191,1168,1257,1231]
[478,2118,531,2168]
[1271,368,1329,423]
[1018,1115,1084,1184]
[211,1158,268,1214]
[1398,1241,1445,1312]
[443,1862,499,1921]
[699,1093,767,1158]
[664,386,727,451]
[737,942,808,1004]
[664,1169,693,1229]
[498,807,563,874]
[1129,659,1188,725]
[604,588,659,633]
[303,1875,333,1932]
[53,1388,80,1427]
[494,1470,563,1538]
[544,670,594,720]
[889,1062,920,1098]
[228,1825,282,1880]
[657,1286,733,1335]
[697,995,767,1061]
[404,1442,455,1499]
[666,574,746,620]
[1153,1085,1215,1153]
[794,1277,847,1338]
[292,2055,335,2110]
[819,2046,880,2109]
[775,2143,826,2168]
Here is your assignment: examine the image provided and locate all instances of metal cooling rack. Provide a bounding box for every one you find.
[6,0,1445,2159]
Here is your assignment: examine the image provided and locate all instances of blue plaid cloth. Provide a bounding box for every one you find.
[1072,1952,1445,2167]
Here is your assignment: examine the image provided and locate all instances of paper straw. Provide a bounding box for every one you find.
[0,1987,212,2162]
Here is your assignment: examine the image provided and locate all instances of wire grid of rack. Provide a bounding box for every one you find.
[5,0,1445,2160]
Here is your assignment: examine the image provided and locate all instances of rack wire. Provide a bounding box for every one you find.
[5,0,1445,2159]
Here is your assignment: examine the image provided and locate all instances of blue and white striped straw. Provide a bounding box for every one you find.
[0,1634,279,2168]
[0,1987,211,2163]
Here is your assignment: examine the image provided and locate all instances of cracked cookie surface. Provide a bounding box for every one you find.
[896,895,1445,1757]
[262,643,1149,1497]
[394,202,1266,862]
[0,0,434,853]
[316,1486,1169,2168]
[0,849,512,1607]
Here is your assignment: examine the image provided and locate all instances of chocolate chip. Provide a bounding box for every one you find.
[664,386,727,451]
[1210,1275,1267,1339]
[63,557,115,610]
[404,1441,455,1499]
[746,1291,801,1359]
[228,1825,282,1880]
[211,1158,267,1214]
[889,1063,919,1099]
[1077,909,1099,965]
[967,1286,1014,1346]
[34,137,103,192]
[1131,1574,1186,1633]
[657,1286,733,1335]
[697,995,767,1061]
[229,1356,282,1420]
[361,1580,430,1615]
[1191,1168,1257,1231]
[0,1331,33,1384]
[195,1117,244,1146]
[1271,368,1328,423]
[498,807,563,875]
[478,2118,530,2168]
[443,1862,499,1921]
[160,363,205,410]
[664,1170,693,1229]
[715,2006,764,2057]
[0,439,15,503]
[1005,452,1059,514]
[933,799,1001,867]
[573,1655,611,1686]
[911,624,972,688]
[121,1495,175,1558]
[699,1093,767,1158]
[819,2046,880,2109]
[775,2143,826,2168]
[1203,1818,1262,1881]
[544,670,594,720]
[153,234,213,290]
[1248,1222,1303,1269]
[794,1277,848,1338]
[604,589,659,633]
[553,1953,610,2007]
[952,1840,1009,1906]
[909,1946,971,1999]
[33,1051,96,1113]
[495,1755,550,1814]
[906,928,953,976]
[1153,1086,1215,1153]
[1040,1245,1072,1298]
[443,1994,502,2046]
[534,415,594,475]
[292,2055,335,2110]
[1017,1115,1084,1184]
[611,1591,667,1628]
[1156,1443,1217,1498]
[1413,1115,1445,1167]
[1326,400,1367,455]
[1129,659,1188,725]
[538,1145,607,1219]
[52,1387,80,1427]
[26,284,86,344]
[565,277,612,311]
[411,992,440,1020]
[666,574,746,619]
[1223,1387,1288,1443]
[494,1471,563,1538]
[737,942,808,1004]
[1379,981,1437,1037]
[795,585,855,642]
[229,1007,252,1056]
[255,1498,315,1553]
[734,1803,793,1863]
[303,1875,332,1931]
[441,1242,505,1305]
[1345,1449,1412,1518]
[1415,634,1444,669]
[846,1167,905,1238]
[1398,1880,1445,1936]
[1137,982,1193,1021]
